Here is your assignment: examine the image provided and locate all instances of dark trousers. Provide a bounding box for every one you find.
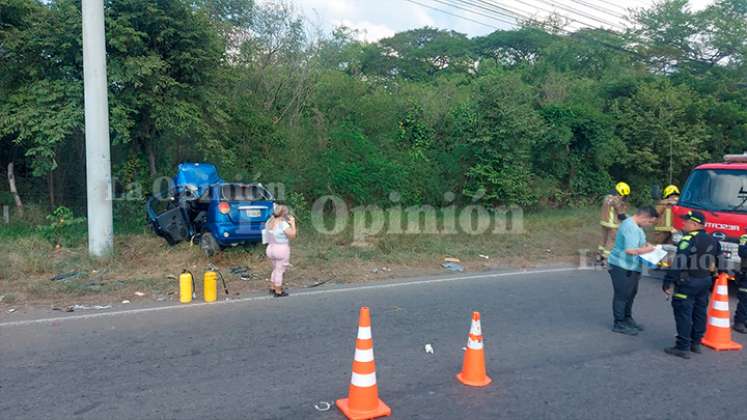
[608,265,641,323]
[671,276,712,350]
[736,272,747,324]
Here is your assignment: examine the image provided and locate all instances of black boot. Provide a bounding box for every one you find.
[664,347,691,359]
[612,322,638,336]
[733,321,747,334]
[690,343,702,354]
[625,318,645,332]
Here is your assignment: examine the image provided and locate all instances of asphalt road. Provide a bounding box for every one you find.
[2,267,747,420]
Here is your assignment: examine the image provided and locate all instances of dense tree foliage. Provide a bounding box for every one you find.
[1,0,746,216]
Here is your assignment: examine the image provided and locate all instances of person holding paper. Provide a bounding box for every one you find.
[607,206,659,336]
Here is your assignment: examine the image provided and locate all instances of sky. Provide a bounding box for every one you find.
[278,0,717,41]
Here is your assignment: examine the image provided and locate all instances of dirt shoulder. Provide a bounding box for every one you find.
[0,208,598,312]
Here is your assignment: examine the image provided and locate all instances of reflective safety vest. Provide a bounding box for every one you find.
[654,197,678,232]
[600,194,627,229]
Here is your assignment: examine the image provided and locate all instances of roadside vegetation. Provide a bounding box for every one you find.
[0,206,597,307]
[1,0,746,306]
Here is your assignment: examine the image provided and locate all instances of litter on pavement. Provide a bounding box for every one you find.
[441,262,464,272]
[306,279,330,288]
[313,401,331,412]
[71,304,112,311]
[424,344,434,354]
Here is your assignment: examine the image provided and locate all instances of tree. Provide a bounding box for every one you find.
[611,80,707,185]
[464,71,547,206]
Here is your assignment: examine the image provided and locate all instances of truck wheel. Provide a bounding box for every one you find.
[200,232,220,257]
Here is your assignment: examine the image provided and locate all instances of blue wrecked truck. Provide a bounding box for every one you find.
[146,163,274,256]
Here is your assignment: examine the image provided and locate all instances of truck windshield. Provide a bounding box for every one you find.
[679,169,747,213]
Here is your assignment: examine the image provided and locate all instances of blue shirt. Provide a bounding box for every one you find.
[608,218,646,272]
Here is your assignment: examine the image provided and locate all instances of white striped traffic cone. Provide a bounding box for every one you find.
[456,311,492,387]
[336,307,391,420]
[702,273,742,351]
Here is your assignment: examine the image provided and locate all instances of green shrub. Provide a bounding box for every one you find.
[37,206,86,247]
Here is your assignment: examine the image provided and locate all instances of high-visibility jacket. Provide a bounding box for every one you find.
[654,197,678,232]
[599,194,628,229]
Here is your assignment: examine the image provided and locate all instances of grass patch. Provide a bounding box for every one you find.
[0,207,599,307]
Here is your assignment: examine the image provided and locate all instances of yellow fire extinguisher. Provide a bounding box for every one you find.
[179,270,195,304]
[203,269,228,303]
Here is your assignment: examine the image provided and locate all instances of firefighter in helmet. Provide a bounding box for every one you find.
[652,185,680,245]
[598,182,631,264]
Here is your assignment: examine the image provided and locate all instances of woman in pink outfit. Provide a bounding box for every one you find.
[264,205,296,297]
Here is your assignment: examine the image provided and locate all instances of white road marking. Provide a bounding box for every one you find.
[0,267,584,328]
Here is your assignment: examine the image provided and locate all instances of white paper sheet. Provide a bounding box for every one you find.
[640,245,668,265]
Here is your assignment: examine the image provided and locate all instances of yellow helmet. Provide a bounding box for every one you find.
[615,182,631,197]
[663,184,680,199]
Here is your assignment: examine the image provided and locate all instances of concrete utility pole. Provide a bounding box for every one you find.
[82,0,113,257]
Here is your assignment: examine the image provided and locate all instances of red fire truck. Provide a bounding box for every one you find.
[671,153,747,270]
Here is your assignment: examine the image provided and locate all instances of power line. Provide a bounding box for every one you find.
[456,0,534,21]
[401,0,503,29]
[417,0,519,27]
[529,0,626,29]
[405,0,651,65]
[595,0,631,14]
[567,0,626,20]
[485,0,618,32]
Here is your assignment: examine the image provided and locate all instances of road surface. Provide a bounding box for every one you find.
[2,267,747,419]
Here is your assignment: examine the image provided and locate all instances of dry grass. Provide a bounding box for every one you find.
[0,207,599,308]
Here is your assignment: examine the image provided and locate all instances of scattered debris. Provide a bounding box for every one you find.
[307,279,331,288]
[314,401,332,412]
[122,300,131,304]
[156,296,167,302]
[424,344,434,354]
[85,283,104,291]
[166,274,177,280]
[50,271,82,282]
[71,304,112,311]
[7,308,16,313]
[462,347,467,351]
[52,306,75,312]
[441,262,464,272]
[134,291,145,297]
[229,266,254,281]
[0,295,4,303]
[545,249,552,253]
[479,254,490,260]
[443,257,461,263]
[371,267,392,274]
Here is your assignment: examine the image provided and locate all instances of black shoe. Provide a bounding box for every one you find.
[612,323,638,336]
[625,318,645,332]
[664,347,691,359]
[690,343,702,354]
[733,322,747,334]
[273,290,289,298]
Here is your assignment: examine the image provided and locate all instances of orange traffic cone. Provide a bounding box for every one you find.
[702,273,743,352]
[336,307,391,420]
[457,311,492,387]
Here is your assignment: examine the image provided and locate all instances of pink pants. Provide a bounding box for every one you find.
[266,243,290,287]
